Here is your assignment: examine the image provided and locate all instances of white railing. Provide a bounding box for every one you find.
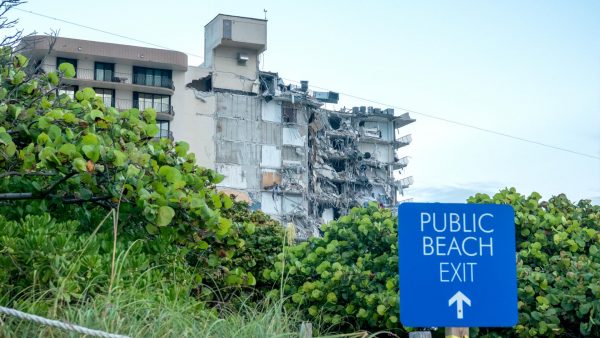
[396,134,412,144]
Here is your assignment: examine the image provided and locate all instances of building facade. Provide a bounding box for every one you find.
[21,35,188,140]
[20,14,414,238]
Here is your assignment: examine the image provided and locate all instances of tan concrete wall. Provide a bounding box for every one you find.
[212,46,259,93]
[171,66,216,169]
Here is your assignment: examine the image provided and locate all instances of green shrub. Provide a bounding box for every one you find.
[265,202,401,334]
[0,213,191,305]
[221,200,284,290]
[0,49,271,291]
[266,190,599,337]
[470,189,600,337]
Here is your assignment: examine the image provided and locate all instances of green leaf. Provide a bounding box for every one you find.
[82,133,99,146]
[211,193,222,209]
[158,166,181,183]
[327,292,337,303]
[112,150,127,166]
[144,123,159,136]
[197,241,209,250]
[244,222,256,235]
[39,147,59,164]
[175,142,190,157]
[81,87,96,100]
[246,272,256,286]
[72,157,87,172]
[48,72,59,85]
[216,217,232,237]
[38,116,52,129]
[145,224,159,235]
[222,194,233,209]
[58,144,78,158]
[81,144,100,162]
[126,164,140,178]
[89,109,104,120]
[156,206,175,227]
[58,62,76,78]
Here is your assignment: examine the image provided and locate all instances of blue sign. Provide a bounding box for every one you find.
[398,203,518,327]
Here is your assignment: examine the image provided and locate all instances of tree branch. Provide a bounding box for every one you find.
[40,171,76,197]
[0,192,33,200]
[0,170,57,178]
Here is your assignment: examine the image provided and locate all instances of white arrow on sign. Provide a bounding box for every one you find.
[448,291,471,319]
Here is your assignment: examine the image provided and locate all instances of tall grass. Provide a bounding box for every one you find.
[1,274,304,338]
[0,206,306,338]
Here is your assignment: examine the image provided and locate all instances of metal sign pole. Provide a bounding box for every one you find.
[445,327,469,338]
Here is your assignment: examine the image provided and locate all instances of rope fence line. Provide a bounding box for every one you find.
[0,305,130,338]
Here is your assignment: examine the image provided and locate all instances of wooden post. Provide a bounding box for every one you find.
[408,331,432,338]
[445,327,469,338]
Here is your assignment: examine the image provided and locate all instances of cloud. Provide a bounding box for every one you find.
[406,182,503,203]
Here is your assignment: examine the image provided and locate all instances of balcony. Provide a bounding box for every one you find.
[132,73,174,90]
[42,64,174,95]
[114,98,174,120]
[394,134,412,148]
[393,156,410,169]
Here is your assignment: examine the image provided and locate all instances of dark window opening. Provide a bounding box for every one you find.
[94,88,115,108]
[95,62,115,82]
[133,92,171,114]
[282,103,296,123]
[334,182,343,194]
[332,137,346,150]
[259,73,276,95]
[133,66,173,89]
[186,74,212,92]
[333,208,342,220]
[331,160,346,172]
[56,57,77,77]
[328,116,341,130]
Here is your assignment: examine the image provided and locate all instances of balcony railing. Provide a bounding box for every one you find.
[43,64,174,90]
[132,74,174,90]
[396,134,412,144]
[114,98,174,115]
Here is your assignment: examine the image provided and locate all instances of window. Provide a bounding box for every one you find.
[223,19,232,39]
[95,62,114,82]
[58,85,78,99]
[94,88,115,108]
[157,120,170,139]
[132,66,172,89]
[282,103,296,123]
[133,92,171,113]
[56,57,77,77]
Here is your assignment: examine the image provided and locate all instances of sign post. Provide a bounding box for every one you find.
[398,203,518,332]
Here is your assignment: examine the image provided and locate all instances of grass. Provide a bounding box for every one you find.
[0,280,304,338]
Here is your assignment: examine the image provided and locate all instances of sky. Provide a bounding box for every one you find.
[8,0,600,204]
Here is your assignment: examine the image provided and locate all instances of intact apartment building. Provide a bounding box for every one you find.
[20,14,414,238]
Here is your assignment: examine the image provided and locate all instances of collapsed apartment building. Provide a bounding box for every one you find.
[22,14,415,238]
[248,74,416,237]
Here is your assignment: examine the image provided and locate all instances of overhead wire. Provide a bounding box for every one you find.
[14,7,600,161]
[280,83,600,161]
[13,7,204,58]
